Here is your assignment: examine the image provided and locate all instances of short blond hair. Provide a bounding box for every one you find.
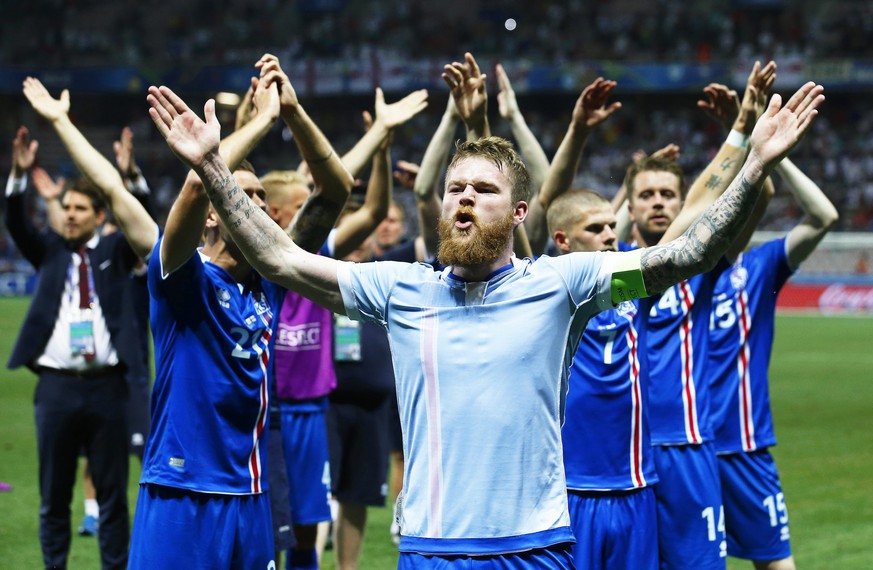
[547,189,611,236]
[260,170,310,203]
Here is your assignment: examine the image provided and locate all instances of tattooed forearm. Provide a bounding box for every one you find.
[704,174,723,191]
[289,196,346,253]
[719,156,739,171]
[641,175,758,294]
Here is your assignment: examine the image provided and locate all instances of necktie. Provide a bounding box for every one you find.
[78,246,95,361]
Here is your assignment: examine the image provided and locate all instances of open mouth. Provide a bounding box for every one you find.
[454,209,475,230]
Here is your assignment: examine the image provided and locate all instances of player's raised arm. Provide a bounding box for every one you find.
[148,85,345,313]
[159,70,280,274]
[333,113,393,259]
[658,61,776,244]
[443,52,490,141]
[531,77,621,255]
[777,157,839,267]
[414,95,461,259]
[339,87,428,179]
[255,54,355,253]
[22,77,158,259]
[610,82,824,302]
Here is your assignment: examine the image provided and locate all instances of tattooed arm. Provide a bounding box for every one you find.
[255,54,355,253]
[159,72,280,274]
[658,61,777,244]
[148,85,346,313]
[631,81,824,296]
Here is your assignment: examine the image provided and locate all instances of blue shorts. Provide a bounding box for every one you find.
[129,484,274,569]
[279,400,332,524]
[568,487,657,570]
[653,442,726,569]
[398,543,574,569]
[718,449,792,561]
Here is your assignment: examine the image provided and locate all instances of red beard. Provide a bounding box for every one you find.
[437,206,515,267]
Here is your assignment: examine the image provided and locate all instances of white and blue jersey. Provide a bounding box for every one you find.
[337,253,617,555]
[563,298,656,490]
[709,239,793,454]
[639,269,721,445]
[142,239,283,495]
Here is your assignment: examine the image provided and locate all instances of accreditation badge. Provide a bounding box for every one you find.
[69,308,96,360]
[333,314,362,362]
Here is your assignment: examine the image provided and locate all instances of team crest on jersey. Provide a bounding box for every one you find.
[215,286,232,308]
[254,298,270,316]
[616,300,637,318]
[245,315,257,327]
[730,266,748,291]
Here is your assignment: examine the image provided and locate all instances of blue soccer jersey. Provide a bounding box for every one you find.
[709,239,793,454]
[142,240,283,494]
[337,253,617,555]
[562,299,657,491]
[639,270,720,445]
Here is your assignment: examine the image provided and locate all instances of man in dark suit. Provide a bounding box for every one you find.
[5,126,152,570]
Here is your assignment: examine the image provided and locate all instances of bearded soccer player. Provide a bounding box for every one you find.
[147,79,823,569]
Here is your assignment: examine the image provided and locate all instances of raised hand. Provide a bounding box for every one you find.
[571,77,621,130]
[650,143,681,162]
[442,52,488,128]
[697,83,740,130]
[375,87,429,130]
[147,85,220,169]
[31,167,65,201]
[255,53,299,114]
[22,77,70,122]
[234,82,257,131]
[749,82,824,169]
[11,126,38,175]
[250,71,282,121]
[393,160,419,189]
[495,63,520,120]
[113,126,138,176]
[739,60,777,132]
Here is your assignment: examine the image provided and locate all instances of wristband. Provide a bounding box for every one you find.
[5,173,27,197]
[725,129,749,150]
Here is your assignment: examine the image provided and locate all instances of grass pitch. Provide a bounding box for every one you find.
[0,296,870,568]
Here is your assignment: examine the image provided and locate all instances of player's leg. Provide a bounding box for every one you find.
[78,459,99,536]
[281,402,332,570]
[328,400,390,570]
[718,450,793,570]
[267,413,295,568]
[653,442,726,569]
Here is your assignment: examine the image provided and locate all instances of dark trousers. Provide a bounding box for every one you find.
[34,369,130,570]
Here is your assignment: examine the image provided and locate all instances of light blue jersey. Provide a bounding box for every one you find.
[337,253,616,555]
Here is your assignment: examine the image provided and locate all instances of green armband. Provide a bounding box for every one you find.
[610,251,648,304]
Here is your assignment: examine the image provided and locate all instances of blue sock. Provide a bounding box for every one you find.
[287,547,318,570]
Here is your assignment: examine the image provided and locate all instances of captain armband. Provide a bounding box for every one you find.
[610,251,648,305]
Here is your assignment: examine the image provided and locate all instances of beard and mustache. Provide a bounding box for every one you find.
[437,206,516,267]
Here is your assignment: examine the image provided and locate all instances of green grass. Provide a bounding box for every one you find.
[1,297,871,568]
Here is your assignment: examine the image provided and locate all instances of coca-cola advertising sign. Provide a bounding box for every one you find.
[779,283,873,313]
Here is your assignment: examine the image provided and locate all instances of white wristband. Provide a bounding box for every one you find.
[5,173,27,197]
[725,129,749,150]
